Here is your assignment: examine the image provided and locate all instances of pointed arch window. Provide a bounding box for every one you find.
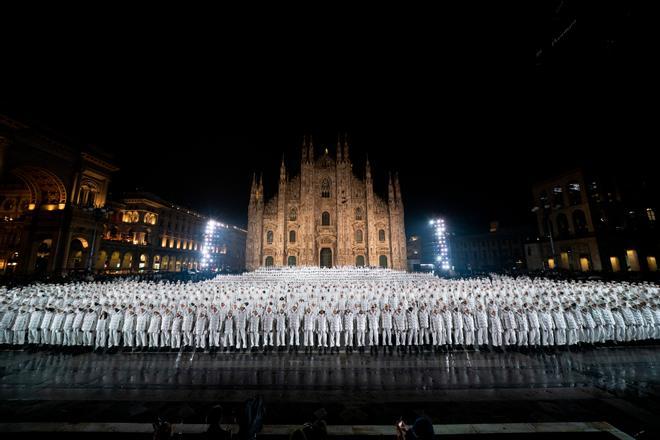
[321,211,330,226]
[266,230,274,244]
[321,178,331,198]
[355,207,363,221]
[289,208,297,221]
[355,229,363,243]
[378,229,386,241]
[289,230,296,243]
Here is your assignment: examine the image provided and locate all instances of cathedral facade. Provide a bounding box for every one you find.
[246,137,407,271]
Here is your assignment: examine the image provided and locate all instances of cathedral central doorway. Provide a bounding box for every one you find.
[320,248,332,268]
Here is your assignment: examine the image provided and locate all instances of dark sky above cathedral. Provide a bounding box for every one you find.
[1,1,654,235]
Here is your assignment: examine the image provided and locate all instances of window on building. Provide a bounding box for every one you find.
[379,255,388,268]
[144,212,157,225]
[321,211,330,226]
[647,256,658,272]
[355,229,363,243]
[610,256,621,272]
[647,208,657,222]
[356,255,365,267]
[378,229,386,241]
[556,214,569,237]
[289,230,296,243]
[287,255,296,266]
[289,208,297,221]
[572,210,588,234]
[552,186,564,208]
[321,178,331,198]
[355,207,363,220]
[626,249,640,271]
[265,256,274,267]
[567,182,582,205]
[267,230,273,244]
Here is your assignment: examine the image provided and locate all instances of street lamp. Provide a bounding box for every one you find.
[532,205,555,268]
[82,206,111,273]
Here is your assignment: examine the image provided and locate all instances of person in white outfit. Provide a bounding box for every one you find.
[95,310,108,349]
[329,309,342,353]
[343,309,355,352]
[249,310,260,350]
[148,310,161,349]
[317,310,329,352]
[262,307,275,350]
[381,304,393,348]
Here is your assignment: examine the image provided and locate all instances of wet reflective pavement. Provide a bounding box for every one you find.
[1,346,659,435]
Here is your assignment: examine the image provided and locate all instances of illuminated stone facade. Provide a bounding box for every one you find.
[246,137,407,270]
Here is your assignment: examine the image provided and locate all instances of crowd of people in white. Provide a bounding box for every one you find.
[1,267,659,354]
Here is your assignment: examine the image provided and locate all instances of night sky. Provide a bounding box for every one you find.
[1,2,654,236]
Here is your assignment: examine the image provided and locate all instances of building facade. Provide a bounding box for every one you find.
[450,222,527,274]
[0,115,246,276]
[99,192,246,274]
[0,114,117,275]
[246,137,407,270]
[525,168,658,274]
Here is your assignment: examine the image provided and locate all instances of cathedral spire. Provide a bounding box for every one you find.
[249,172,257,204]
[394,172,402,206]
[308,135,314,162]
[365,154,372,182]
[302,135,308,163]
[388,172,395,205]
[336,133,342,162]
[343,132,349,162]
[280,155,286,183]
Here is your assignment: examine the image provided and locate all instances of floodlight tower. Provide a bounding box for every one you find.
[429,217,451,274]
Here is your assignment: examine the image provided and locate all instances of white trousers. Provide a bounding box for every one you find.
[123,331,134,347]
[289,328,300,345]
[476,328,488,345]
[382,329,392,345]
[304,330,314,346]
[368,328,378,346]
[95,331,107,348]
[276,330,286,346]
[28,329,40,344]
[222,331,233,347]
[344,330,354,346]
[329,331,341,347]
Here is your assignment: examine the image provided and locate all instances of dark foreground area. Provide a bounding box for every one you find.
[0,346,658,438]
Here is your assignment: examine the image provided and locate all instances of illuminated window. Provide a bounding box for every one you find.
[579,256,590,272]
[161,236,167,247]
[378,229,386,241]
[547,258,556,269]
[355,207,363,221]
[647,256,658,272]
[610,256,620,272]
[289,208,297,221]
[567,182,582,205]
[648,208,657,222]
[266,230,273,244]
[289,230,296,243]
[626,249,640,271]
[321,178,331,198]
[560,252,569,269]
[144,212,157,225]
[139,254,148,269]
[153,255,161,270]
[321,212,330,226]
[355,229,363,243]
